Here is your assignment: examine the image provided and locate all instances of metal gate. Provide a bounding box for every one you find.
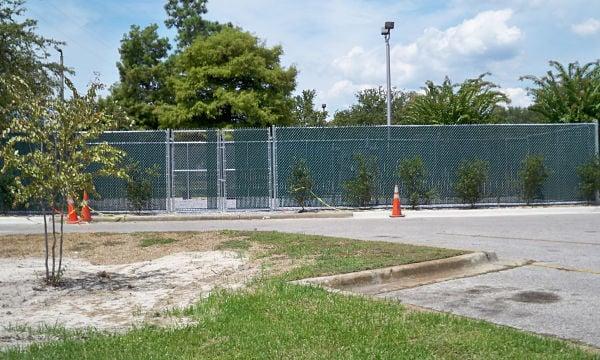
[169,128,273,212]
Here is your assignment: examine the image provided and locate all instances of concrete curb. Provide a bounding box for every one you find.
[92,211,353,223]
[294,252,498,289]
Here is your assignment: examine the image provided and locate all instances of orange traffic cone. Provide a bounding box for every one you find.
[390,185,405,218]
[81,191,92,223]
[66,197,79,224]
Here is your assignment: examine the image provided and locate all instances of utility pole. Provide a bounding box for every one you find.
[58,48,64,101]
[381,22,394,126]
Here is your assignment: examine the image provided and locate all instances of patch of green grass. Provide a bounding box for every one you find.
[139,236,176,248]
[225,231,465,280]
[3,231,593,358]
[214,239,250,251]
[3,281,593,359]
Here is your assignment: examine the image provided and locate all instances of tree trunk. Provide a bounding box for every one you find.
[51,206,57,282]
[42,202,49,280]
[58,197,65,280]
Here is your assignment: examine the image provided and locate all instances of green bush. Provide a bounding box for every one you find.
[398,156,436,209]
[344,154,377,208]
[126,162,159,214]
[519,155,549,204]
[0,170,15,214]
[288,159,313,212]
[454,159,489,208]
[577,155,600,202]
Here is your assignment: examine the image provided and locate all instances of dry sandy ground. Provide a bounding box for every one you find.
[0,232,258,349]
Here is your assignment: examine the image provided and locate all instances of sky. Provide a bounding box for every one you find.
[26,0,600,113]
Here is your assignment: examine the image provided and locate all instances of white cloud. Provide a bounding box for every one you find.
[332,9,522,88]
[500,87,532,108]
[571,18,600,36]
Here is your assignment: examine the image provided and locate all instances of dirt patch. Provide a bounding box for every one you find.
[0,232,232,265]
[0,251,257,349]
[510,291,561,304]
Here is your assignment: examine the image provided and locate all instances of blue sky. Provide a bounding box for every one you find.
[27,0,600,113]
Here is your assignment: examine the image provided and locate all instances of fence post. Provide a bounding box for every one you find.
[267,127,273,211]
[165,129,171,213]
[595,120,599,204]
[271,125,278,210]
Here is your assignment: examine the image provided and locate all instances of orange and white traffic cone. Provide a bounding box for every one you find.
[390,185,405,218]
[80,191,92,223]
[66,197,80,224]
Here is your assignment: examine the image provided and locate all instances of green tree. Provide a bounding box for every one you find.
[164,0,226,48]
[332,87,412,126]
[493,106,546,124]
[519,155,549,204]
[577,156,600,202]
[104,24,171,129]
[521,60,600,123]
[292,89,327,126]
[404,74,509,124]
[398,156,436,209]
[0,0,67,132]
[288,159,313,211]
[454,159,489,208]
[126,162,159,214]
[158,28,297,128]
[344,154,377,208]
[1,80,127,285]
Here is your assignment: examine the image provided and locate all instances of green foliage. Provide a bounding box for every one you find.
[126,162,159,214]
[521,61,600,123]
[344,154,377,208]
[288,159,313,211]
[519,155,549,204]
[332,87,412,125]
[0,0,67,132]
[398,156,436,209]
[164,0,226,48]
[454,159,489,207]
[158,27,297,128]
[0,169,15,213]
[103,24,171,129]
[292,89,327,126]
[404,74,509,124]
[577,156,600,202]
[493,106,547,124]
[1,79,127,284]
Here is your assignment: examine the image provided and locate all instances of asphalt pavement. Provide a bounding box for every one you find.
[1,206,599,347]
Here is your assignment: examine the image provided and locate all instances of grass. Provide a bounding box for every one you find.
[1,231,596,359]
[2,282,593,359]
[139,236,176,248]
[221,230,466,280]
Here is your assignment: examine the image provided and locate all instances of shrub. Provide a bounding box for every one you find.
[454,159,489,208]
[126,162,159,214]
[398,156,436,209]
[519,155,549,204]
[344,154,377,208]
[0,170,15,214]
[288,159,313,212]
[577,155,600,202]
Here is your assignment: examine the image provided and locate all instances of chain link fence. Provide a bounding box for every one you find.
[274,124,598,208]
[7,123,592,214]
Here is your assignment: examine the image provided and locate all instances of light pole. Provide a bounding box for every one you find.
[381,21,394,126]
[57,48,64,101]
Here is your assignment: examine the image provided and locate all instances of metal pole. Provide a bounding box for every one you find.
[595,120,599,203]
[58,49,65,101]
[385,34,392,126]
[272,125,278,210]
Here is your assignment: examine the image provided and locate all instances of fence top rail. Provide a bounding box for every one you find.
[272,123,597,130]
